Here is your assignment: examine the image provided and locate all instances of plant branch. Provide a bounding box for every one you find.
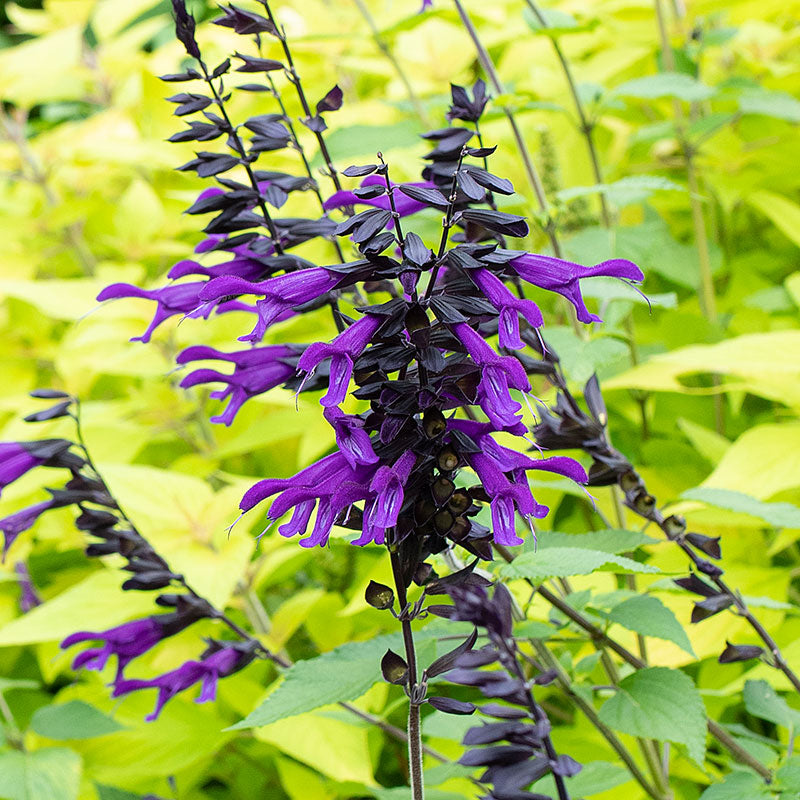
[522,0,610,228]
[389,547,425,800]
[261,1,344,194]
[351,0,431,125]
[493,544,773,781]
[533,642,664,800]
[197,61,284,254]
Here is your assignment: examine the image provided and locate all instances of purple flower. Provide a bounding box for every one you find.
[96,282,242,343]
[324,176,437,224]
[242,451,376,548]
[0,440,75,498]
[61,618,167,680]
[113,643,254,721]
[297,314,383,407]
[240,448,419,548]
[509,254,644,324]
[1,501,54,559]
[446,420,587,545]
[323,407,379,470]
[0,444,44,497]
[470,268,543,349]
[358,451,417,545]
[450,322,531,429]
[14,561,41,613]
[178,344,300,425]
[198,266,340,343]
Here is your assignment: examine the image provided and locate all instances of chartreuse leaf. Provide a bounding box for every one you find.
[743,680,800,729]
[232,634,404,729]
[544,760,630,797]
[613,73,716,102]
[499,547,658,581]
[682,487,800,529]
[598,667,707,764]
[605,595,695,656]
[738,89,800,122]
[31,700,125,740]
[697,771,773,800]
[0,748,82,800]
[748,190,800,248]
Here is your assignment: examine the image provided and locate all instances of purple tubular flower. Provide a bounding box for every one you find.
[241,451,374,547]
[358,450,417,546]
[178,344,300,425]
[509,254,644,324]
[450,322,531,429]
[470,268,543,350]
[0,443,45,497]
[1,501,54,559]
[61,618,167,680]
[297,314,383,407]
[324,176,436,225]
[97,282,213,343]
[113,644,252,721]
[323,407,379,469]
[198,266,340,343]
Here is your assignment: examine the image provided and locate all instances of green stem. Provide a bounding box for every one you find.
[522,0,610,228]
[534,643,664,800]
[351,0,430,125]
[389,549,424,800]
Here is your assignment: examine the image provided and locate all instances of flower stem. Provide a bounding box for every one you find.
[351,0,431,125]
[653,0,724,433]
[198,62,284,254]
[522,0,610,228]
[493,544,774,781]
[262,2,344,194]
[389,547,424,800]
[534,642,664,800]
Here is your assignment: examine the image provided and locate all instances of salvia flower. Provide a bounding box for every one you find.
[0,439,75,497]
[178,344,303,425]
[97,282,239,343]
[2,501,55,559]
[296,313,384,406]
[509,253,644,324]
[14,561,41,613]
[323,406,379,470]
[449,322,531,429]
[61,618,171,680]
[113,640,256,721]
[198,266,341,342]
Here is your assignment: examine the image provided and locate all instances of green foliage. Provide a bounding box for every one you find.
[0,0,799,798]
[598,667,707,764]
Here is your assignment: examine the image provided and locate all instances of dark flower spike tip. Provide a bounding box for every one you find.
[718,641,765,664]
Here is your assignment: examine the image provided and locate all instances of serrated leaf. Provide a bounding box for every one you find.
[32,700,125,740]
[535,529,657,554]
[232,634,403,729]
[743,680,800,729]
[499,547,659,580]
[556,175,685,206]
[598,667,706,764]
[605,595,695,655]
[614,73,716,102]
[682,487,800,529]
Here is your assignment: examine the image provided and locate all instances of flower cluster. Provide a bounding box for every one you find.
[440,582,581,799]
[0,393,258,719]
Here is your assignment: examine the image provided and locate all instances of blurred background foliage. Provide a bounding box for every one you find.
[0,0,799,798]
